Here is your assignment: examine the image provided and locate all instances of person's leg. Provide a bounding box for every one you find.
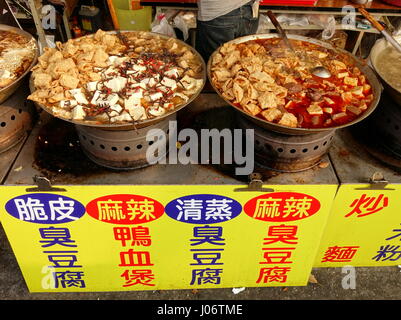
[238,2,260,37]
[195,8,241,63]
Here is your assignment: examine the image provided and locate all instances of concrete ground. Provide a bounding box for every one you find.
[1,223,400,301]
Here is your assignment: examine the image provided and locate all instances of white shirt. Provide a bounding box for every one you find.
[197,0,251,22]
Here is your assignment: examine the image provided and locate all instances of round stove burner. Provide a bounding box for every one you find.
[237,115,336,172]
[75,114,175,170]
[0,82,34,154]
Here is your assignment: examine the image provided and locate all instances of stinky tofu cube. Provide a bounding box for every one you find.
[243,103,261,116]
[363,84,371,94]
[351,86,364,96]
[324,97,335,105]
[110,111,133,123]
[307,104,323,115]
[344,77,358,87]
[52,107,72,119]
[332,60,347,70]
[278,112,298,128]
[365,94,374,103]
[337,72,349,79]
[149,107,166,117]
[346,105,362,115]
[258,92,277,109]
[342,92,353,103]
[261,108,282,122]
[360,103,368,111]
[332,112,347,121]
[284,100,295,109]
[72,105,86,120]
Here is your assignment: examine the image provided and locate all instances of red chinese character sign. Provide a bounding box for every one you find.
[86,194,164,224]
[0,185,337,292]
[314,184,401,267]
[243,192,321,221]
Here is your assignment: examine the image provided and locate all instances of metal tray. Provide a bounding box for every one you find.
[207,33,382,135]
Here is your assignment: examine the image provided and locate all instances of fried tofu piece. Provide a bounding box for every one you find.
[324,97,335,105]
[278,112,298,128]
[350,86,364,97]
[261,108,282,122]
[344,77,358,87]
[323,107,333,114]
[332,112,347,121]
[225,51,240,68]
[332,60,347,70]
[258,91,277,109]
[233,82,244,103]
[249,71,275,84]
[243,103,261,116]
[337,72,349,78]
[213,69,231,82]
[307,104,323,115]
[231,63,242,75]
[59,73,80,89]
[363,84,371,94]
[33,73,52,88]
[346,105,362,115]
[342,92,353,103]
[360,103,368,111]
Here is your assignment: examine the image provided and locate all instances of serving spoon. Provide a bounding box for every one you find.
[266,11,332,79]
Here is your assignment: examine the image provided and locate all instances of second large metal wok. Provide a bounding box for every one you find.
[370,38,401,107]
[207,33,382,135]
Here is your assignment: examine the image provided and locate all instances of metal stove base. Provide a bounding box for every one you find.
[237,115,336,173]
[254,158,324,173]
[0,80,35,155]
[3,111,339,186]
[75,114,175,170]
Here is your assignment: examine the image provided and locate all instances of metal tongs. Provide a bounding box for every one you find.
[266,11,332,79]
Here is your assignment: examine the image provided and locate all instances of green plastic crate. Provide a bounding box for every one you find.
[113,0,152,31]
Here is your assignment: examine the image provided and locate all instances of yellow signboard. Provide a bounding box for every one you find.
[315,184,401,267]
[0,184,336,292]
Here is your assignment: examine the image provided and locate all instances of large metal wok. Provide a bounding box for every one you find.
[31,30,206,131]
[0,24,39,104]
[207,34,382,135]
[370,38,401,106]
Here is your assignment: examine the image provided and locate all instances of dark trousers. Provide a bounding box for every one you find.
[195,2,260,63]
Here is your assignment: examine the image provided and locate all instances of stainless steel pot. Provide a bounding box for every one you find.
[370,38,401,106]
[207,33,382,135]
[31,30,206,130]
[0,24,39,104]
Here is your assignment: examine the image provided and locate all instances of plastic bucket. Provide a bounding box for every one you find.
[112,0,152,31]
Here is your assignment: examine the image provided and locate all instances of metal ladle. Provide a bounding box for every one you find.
[266,11,332,79]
